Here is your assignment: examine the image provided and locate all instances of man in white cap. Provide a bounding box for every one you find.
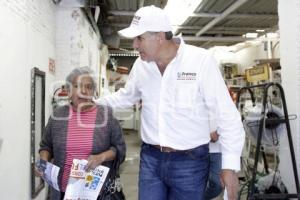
[96,5,244,200]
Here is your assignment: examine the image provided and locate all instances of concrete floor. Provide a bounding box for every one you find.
[119,129,225,200]
[119,130,141,200]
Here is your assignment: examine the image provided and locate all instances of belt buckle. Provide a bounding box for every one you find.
[161,146,173,153]
[160,146,163,152]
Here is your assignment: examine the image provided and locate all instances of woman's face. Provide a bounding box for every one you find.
[69,74,94,110]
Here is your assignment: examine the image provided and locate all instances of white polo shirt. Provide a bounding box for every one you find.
[98,39,245,170]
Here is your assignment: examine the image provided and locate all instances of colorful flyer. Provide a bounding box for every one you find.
[63,159,110,200]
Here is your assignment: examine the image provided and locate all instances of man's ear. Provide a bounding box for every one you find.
[157,32,165,43]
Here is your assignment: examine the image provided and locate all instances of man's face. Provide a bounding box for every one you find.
[132,32,160,62]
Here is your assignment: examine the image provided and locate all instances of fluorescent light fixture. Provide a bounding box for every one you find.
[243,33,258,38]
[164,0,203,33]
[94,6,100,22]
[256,29,265,33]
[249,40,262,46]
[58,0,85,7]
[227,39,262,52]
[266,32,279,38]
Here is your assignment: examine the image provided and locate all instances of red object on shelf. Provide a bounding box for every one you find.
[116,66,129,74]
[228,87,237,103]
[58,86,68,96]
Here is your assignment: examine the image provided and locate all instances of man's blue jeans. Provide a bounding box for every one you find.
[138,143,209,200]
[205,152,223,200]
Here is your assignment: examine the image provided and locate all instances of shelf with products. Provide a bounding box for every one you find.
[244,61,282,107]
[220,62,245,103]
[225,76,246,103]
[225,76,246,88]
[221,63,238,79]
[220,62,246,88]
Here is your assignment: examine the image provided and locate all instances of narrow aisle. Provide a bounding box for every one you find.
[120,130,141,200]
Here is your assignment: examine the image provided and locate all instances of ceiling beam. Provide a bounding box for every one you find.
[195,0,249,37]
[186,13,277,19]
[110,23,133,28]
[139,0,144,8]
[228,14,277,19]
[108,10,135,15]
[108,10,277,19]
[119,36,252,43]
[176,25,276,31]
[200,41,213,48]
[182,30,244,35]
[110,23,277,32]
[82,7,102,42]
[182,36,250,42]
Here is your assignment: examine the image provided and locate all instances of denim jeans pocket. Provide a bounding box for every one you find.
[141,143,151,152]
[185,144,209,160]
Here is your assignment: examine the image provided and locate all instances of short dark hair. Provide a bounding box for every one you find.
[147,31,173,40]
[165,31,173,40]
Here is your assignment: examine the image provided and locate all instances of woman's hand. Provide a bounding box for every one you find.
[86,150,116,171]
[35,151,50,177]
[34,167,44,177]
[86,154,106,172]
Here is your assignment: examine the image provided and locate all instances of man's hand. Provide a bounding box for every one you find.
[210,131,219,143]
[221,169,239,200]
[86,154,105,172]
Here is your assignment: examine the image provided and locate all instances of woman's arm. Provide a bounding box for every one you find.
[86,111,126,171]
[86,149,116,171]
[35,116,54,177]
[35,150,52,177]
[39,116,54,157]
[109,117,126,164]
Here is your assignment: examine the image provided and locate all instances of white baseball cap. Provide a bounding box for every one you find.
[118,5,172,38]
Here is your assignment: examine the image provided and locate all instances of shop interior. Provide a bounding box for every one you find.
[1,0,300,199]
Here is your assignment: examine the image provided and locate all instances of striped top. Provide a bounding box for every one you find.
[61,106,97,192]
[40,105,126,200]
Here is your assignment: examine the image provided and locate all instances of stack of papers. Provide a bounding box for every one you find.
[36,159,110,200]
[64,159,110,200]
[36,159,60,191]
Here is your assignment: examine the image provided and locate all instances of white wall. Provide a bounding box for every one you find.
[0,1,103,199]
[0,1,55,199]
[235,43,269,70]
[278,0,300,193]
[99,44,109,97]
[234,39,280,71]
[55,7,100,84]
[210,40,280,76]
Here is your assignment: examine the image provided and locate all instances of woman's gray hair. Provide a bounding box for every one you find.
[65,66,97,91]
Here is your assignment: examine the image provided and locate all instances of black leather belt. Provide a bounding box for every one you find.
[151,145,187,153]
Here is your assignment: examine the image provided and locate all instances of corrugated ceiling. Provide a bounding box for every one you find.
[96,0,278,52]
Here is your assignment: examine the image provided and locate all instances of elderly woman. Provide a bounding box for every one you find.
[38,67,126,200]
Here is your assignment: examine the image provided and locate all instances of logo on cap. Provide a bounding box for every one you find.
[131,15,141,26]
